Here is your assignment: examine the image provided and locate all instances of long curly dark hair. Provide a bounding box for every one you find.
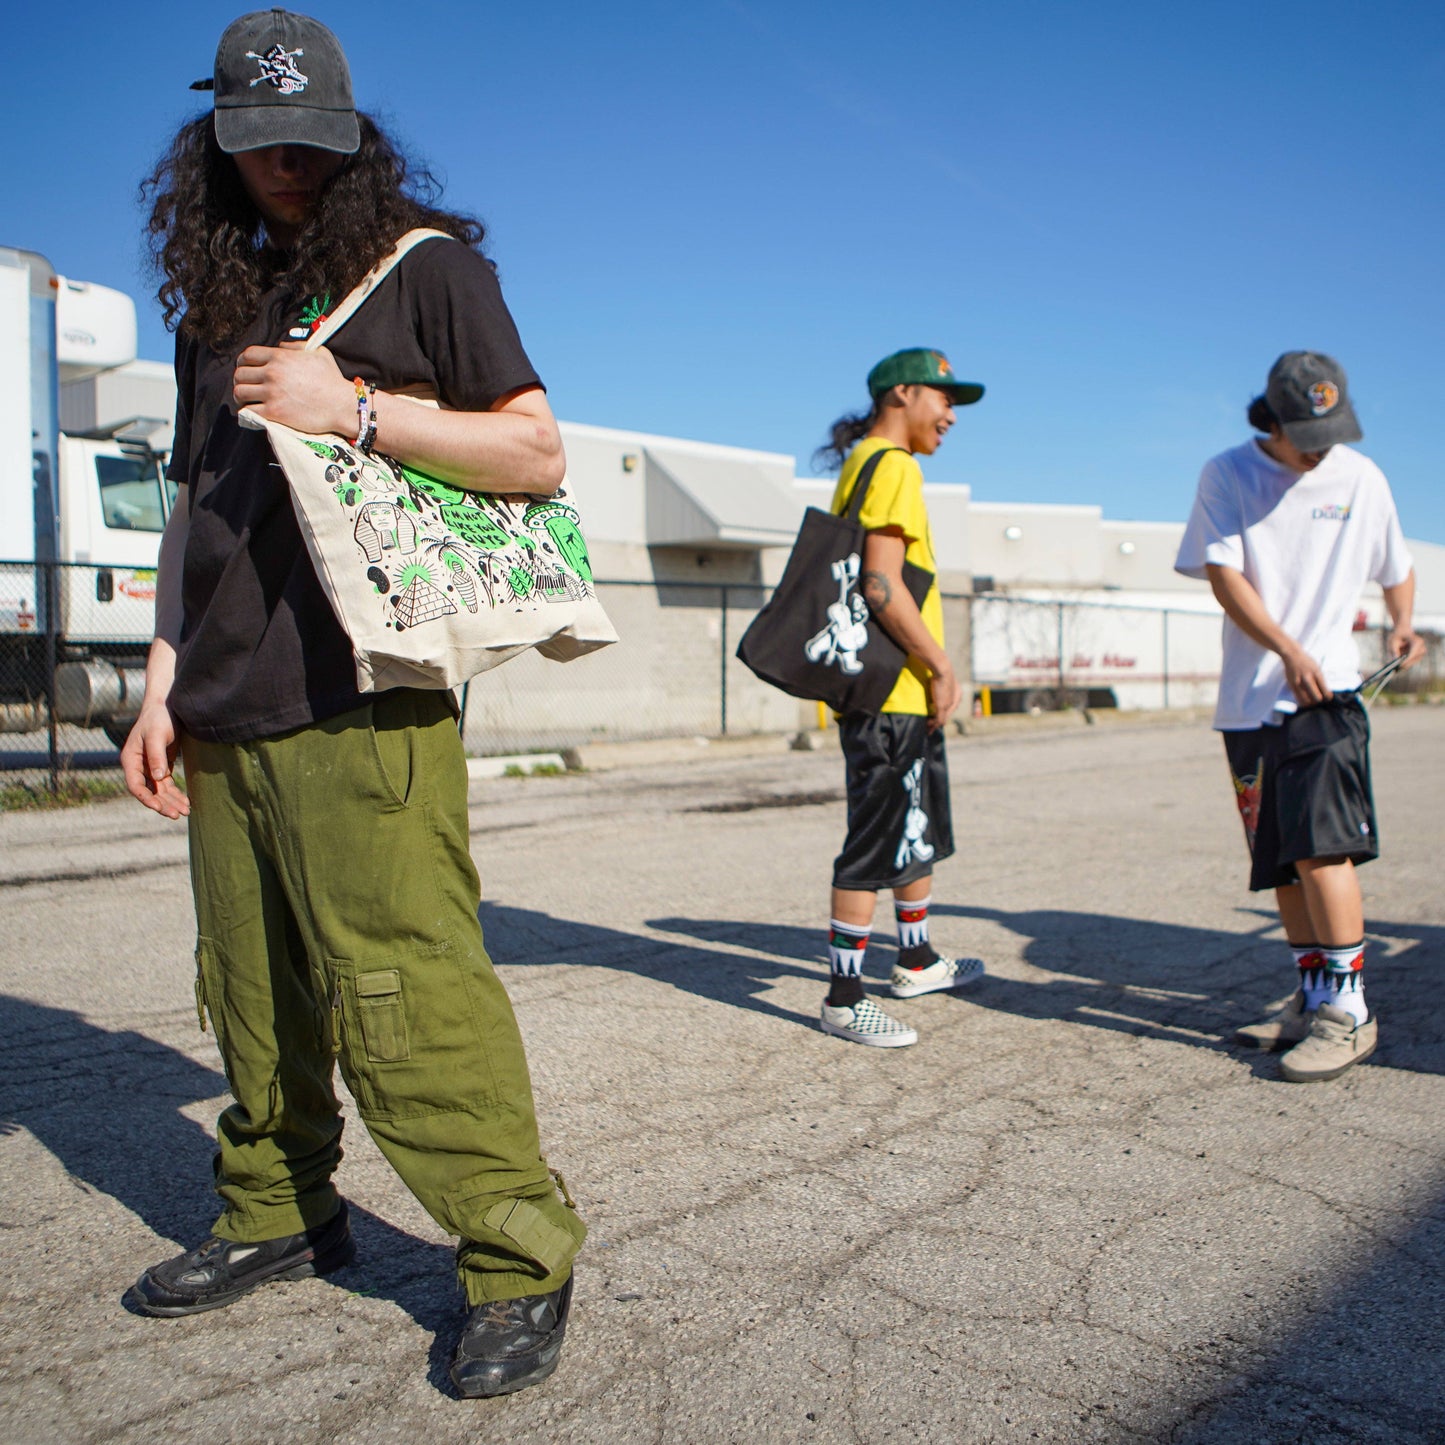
[141,112,487,350]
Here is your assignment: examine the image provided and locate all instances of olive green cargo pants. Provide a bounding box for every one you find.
[180,688,584,1304]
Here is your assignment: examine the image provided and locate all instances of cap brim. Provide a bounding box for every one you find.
[214,105,360,155]
[940,382,985,406]
[1280,402,1362,453]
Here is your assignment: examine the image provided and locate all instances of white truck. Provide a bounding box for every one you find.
[0,247,175,746]
[969,588,1227,714]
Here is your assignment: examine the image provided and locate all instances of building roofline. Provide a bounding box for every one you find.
[560,418,793,468]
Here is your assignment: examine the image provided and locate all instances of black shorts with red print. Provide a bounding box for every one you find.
[1222,694,1379,892]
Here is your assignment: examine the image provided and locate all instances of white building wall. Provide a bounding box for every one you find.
[966,501,1103,588]
[1100,520,1204,594]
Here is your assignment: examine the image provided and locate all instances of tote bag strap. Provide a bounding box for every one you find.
[305,227,454,351]
[839,446,905,524]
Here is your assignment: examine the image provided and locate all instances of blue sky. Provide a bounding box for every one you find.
[9,1,1444,542]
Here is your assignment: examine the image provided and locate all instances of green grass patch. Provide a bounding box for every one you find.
[0,776,131,811]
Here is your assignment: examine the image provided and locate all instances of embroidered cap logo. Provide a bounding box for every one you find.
[247,44,309,94]
[1307,380,1339,416]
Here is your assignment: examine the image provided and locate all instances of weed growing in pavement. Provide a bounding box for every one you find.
[501,762,569,778]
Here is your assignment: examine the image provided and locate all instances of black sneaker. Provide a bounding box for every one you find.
[124,1201,356,1316]
[450,1273,573,1398]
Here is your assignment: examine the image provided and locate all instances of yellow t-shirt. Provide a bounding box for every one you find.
[829,437,943,716]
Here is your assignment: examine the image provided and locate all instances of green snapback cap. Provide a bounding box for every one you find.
[867,348,984,405]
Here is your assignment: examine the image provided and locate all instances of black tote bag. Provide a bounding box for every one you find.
[736,447,933,714]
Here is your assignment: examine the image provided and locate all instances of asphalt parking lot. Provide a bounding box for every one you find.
[1,708,1442,1444]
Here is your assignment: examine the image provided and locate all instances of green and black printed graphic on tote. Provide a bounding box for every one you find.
[240,229,617,692]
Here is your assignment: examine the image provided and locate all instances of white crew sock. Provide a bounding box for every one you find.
[1320,943,1367,1026]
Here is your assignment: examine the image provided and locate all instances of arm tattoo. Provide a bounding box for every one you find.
[860,569,892,613]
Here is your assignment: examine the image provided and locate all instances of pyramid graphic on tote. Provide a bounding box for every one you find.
[393,573,458,629]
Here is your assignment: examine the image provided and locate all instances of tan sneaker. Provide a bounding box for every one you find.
[1279,1003,1377,1083]
[1234,990,1313,1050]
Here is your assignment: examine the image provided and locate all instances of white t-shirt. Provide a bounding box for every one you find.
[1175,440,1413,730]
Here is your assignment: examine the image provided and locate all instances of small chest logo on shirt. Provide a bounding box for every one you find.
[247,44,309,95]
[1312,504,1351,522]
[287,293,332,341]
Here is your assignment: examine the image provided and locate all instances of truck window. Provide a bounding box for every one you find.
[96,455,167,533]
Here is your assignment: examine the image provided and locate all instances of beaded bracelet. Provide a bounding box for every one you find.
[353,377,379,454]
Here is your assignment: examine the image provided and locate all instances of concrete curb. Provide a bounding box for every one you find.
[956,705,1215,737]
[471,708,1219,778]
[558,733,799,773]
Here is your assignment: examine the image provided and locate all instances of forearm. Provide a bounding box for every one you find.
[860,532,949,675]
[1206,565,1297,656]
[865,581,948,672]
[369,392,565,495]
[234,345,566,496]
[1382,571,1416,630]
[124,489,189,814]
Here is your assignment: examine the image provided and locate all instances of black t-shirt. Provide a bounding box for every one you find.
[166,237,540,743]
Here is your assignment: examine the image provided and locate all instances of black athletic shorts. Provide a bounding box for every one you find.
[833,713,955,892]
[1222,694,1378,892]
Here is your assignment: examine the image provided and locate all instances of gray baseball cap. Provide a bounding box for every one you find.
[1264,351,1362,453]
[195,9,360,155]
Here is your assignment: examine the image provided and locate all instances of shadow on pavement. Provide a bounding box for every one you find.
[0,993,463,1378]
[635,910,1445,1440]
[481,900,824,1027]
[1163,1170,1445,1443]
[631,905,1443,1076]
[932,902,1445,1078]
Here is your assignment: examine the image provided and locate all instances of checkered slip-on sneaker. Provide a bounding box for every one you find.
[888,954,986,999]
[1234,989,1314,1051]
[820,998,918,1048]
[1279,1003,1377,1083]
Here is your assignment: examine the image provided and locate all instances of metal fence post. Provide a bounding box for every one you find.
[1162,609,1170,710]
[719,584,729,736]
[1056,601,1066,697]
[44,561,59,795]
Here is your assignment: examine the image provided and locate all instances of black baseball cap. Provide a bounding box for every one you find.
[1264,351,1362,453]
[866,348,984,405]
[194,9,360,155]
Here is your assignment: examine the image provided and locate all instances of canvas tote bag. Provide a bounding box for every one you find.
[239,228,617,693]
[735,446,933,714]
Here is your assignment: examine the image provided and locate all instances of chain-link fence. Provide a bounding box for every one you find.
[968,593,1227,714]
[458,578,793,756]
[968,591,1442,715]
[5,562,1440,794]
[1,559,154,796]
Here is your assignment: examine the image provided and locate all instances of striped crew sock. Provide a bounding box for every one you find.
[1320,942,1367,1026]
[826,920,869,1008]
[1293,943,1326,1010]
[895,895,939,971]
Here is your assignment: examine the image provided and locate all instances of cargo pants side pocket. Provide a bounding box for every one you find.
[355,968,411,1063]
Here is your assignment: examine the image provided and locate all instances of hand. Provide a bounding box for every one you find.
[1280,643,1329,707]
[1388,624,1427,670]
[233,342,354,436]
[121,699,190,819]
[927,662,964,732]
